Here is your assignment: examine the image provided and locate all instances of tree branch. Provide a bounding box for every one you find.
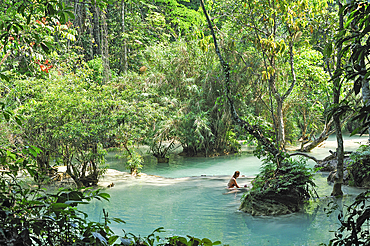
[200,0,282,160]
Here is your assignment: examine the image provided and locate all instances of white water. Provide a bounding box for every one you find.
[80,135,368,245]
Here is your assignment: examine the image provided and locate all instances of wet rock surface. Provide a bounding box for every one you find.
[239,189,306,216]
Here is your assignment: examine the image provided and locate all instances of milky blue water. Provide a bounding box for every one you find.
[80,135,368,245]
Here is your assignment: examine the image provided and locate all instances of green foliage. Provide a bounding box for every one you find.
[331,0,370,136]
[1,140,223,245]
[323,191,370,246]
[0,117,119,245]
[4,68,117,186]
[347,145,370,187]
[1,79,226,246]
[337,0,370,96]
[119,147,144,174]
[0,0,75,79]
[106,0,202,74]
[143,40,239,156]
[285,48,330,141]
[163,235,223,246]
[146,125,178,160]
[87,57,105,85]
[248,157,316,199]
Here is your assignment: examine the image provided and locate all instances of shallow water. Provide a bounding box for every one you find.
[81,135,368,245]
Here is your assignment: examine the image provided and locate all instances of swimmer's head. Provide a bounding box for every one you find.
[233,171,240,178]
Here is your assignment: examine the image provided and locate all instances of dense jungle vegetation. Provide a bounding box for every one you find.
[1,0,370,245]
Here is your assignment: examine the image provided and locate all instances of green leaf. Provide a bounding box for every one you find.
[98,192,110,201]
[365,71,370,80]
[65,10,75,19]
[51,203,69,210]
[201,238,213,246]
[26,14,31,25]
[324,43,333,57]
[15,116,22,126]
[40,42,50,53]
[28,146,39,158]
[66,200,87,205]
[108,235,119,244]
[112,217,126,224]
[344,16,355,28]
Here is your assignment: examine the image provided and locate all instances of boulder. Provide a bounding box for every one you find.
[239,190,303,216]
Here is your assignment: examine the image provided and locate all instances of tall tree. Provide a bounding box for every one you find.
[101,5,111,82]
[213,0,326,149]
[91,3,101,57]
[330,0,345,197]
[200,0,282,161]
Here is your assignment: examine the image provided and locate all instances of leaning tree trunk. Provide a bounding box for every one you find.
[301,119,334,152]
[301,88,358,152]
[200,0,282,163]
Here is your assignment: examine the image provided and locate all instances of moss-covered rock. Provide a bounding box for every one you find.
[324,145,370,188]
[239,190,302,216]
[239,157,316,216]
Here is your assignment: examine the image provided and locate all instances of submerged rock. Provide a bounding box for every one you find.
[318,153,370,189]
[314,157,351,172]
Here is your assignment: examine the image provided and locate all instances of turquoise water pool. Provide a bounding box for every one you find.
[81,136,368,245]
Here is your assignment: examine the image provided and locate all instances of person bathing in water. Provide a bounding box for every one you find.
[228,171,240,189]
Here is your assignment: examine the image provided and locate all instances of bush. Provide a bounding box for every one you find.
[240,157,317,215]
[87,57,104,85]
[0,145,224,245]
[347,144,370,187]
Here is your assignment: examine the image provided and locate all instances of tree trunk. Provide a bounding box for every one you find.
[331,114,344,196]
[121,0,128,73]
[331,0,344,197]
[276,99,285,148]
[269,37,297,149]
[73,1,85,35]
[91,4,101,57]
[200,0,282,162]
[100,6,110,83]
[362,72,370,142]
[301,118,333,152]
[301,89,358,152]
